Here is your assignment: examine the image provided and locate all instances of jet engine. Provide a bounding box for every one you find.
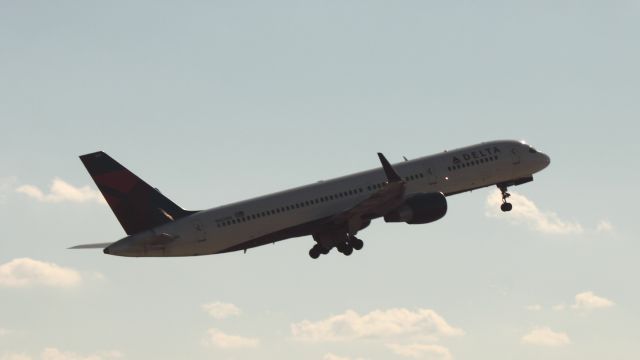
[383,192,447,224]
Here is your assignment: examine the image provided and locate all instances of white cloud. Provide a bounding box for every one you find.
[202,302,241,319]
[291,308,463,343]
[1,349,121,360]
[323,354,350,360]
[596,220,614,233]
[521,327,570,347]
[40,348,122,360]
[323,353,366,360]
[0,328,12,336]
[16,178,105,204]
[486,190,583,235]
[572,291,614,311]
[386,343,452,360]
[0,258,82,288]
[1,354,31,360]
[525,304,542,311]
[204,328,259,349]
[552,304,566,311]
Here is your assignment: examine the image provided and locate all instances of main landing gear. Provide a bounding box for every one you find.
[309,235,364,259]
[308,242,332,259]
[498,185,513,212]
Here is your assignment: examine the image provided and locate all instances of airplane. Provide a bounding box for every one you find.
[71,140,550,259]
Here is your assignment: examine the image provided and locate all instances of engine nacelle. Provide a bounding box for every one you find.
[383,192,447,225]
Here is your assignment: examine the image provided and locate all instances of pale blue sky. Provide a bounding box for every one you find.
[1,1,638,359]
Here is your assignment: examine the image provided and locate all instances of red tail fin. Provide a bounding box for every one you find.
[79,151,196,235]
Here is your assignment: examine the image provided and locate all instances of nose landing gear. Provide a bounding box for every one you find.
[498,185,513,212]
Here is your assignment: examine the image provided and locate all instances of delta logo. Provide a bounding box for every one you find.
[452,146,501,164]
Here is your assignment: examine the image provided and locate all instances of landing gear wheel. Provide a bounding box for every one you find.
[309,245,321,259]
[349,237,364,251]
[343,246,353,256]
[498,185,513,212]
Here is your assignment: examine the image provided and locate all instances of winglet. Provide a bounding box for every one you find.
[377,153,402,183]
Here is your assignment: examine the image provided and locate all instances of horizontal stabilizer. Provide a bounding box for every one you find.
[69,242,113,249]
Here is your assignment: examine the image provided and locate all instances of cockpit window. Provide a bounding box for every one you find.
[528,147,538,154]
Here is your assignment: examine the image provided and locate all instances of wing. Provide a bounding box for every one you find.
[330,153,406,235]
[68,242,113,249]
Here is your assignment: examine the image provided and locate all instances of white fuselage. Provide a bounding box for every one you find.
[105,140,550,257]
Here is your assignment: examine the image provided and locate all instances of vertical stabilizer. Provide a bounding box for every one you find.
[79,151,196,235]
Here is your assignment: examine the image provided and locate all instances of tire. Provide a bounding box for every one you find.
[309,246,321,259]
[500,203,513,212]
[350,238,364,250]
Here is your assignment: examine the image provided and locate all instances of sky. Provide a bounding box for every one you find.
[1,1,639,359]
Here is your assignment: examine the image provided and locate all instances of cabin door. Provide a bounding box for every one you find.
[426,167,438,186]
[511,147,521,165]
[194,221,206,242]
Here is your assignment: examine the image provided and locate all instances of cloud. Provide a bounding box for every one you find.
[323,354,366,360]
[0,328,12,336]
[204,328,259,349]
[16,178,105,204]
[323,354,350,360]
[0,258,82,288]
[525,304,542,311]
[202,302,241,319]
[572,291,614,311]
[596,220,614,233]
[291,308,463,343]
[551,292,614,312]
[40,348,122,360]
[1,349,121,360]
[485,190,583,235]
[386,343,452,360]
[521,327,570,347]
[1,354,31,360]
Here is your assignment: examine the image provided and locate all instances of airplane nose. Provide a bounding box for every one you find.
[540,153,551,168]
[103,247,110,255]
